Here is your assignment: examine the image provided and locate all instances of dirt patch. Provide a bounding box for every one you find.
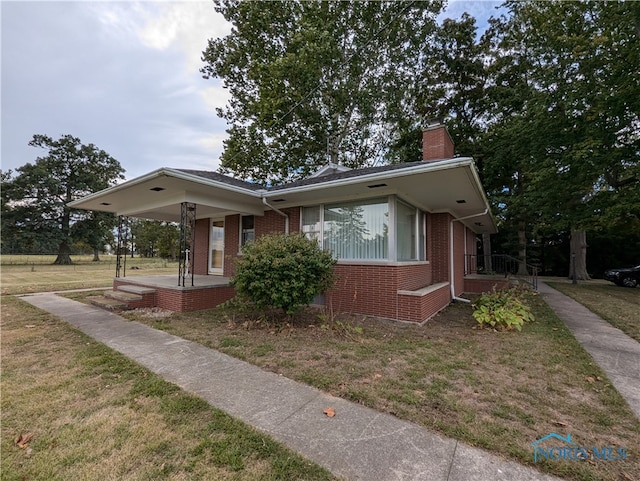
[129,307,174,319]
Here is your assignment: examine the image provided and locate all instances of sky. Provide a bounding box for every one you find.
[1,0,502,181]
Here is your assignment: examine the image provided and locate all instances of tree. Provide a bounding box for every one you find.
[131,219,180,259]
[70,211,117,261]
[2,135,124,264]
[484,1,640,279]
[202,0,443,184]
[417,13,492,160]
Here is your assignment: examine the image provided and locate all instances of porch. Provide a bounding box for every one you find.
[106,274,235,312]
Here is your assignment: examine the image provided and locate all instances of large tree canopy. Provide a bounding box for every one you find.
[1,134,124,264]
[202,0,443,185]
[481,0,640,278]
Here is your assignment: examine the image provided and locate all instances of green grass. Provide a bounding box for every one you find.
[1,295,338,481]
[0,255,177,295]
[118,293,640,481]
[547,282,640,341]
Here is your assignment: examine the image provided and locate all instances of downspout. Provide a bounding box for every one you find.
[262,197,289,233]
[450,208,488,303]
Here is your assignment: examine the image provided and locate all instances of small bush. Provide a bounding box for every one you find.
[472,287,535,331]
[231,233,336,315]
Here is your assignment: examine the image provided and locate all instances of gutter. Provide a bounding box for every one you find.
[262,197,289,233]
[449,208,489,304]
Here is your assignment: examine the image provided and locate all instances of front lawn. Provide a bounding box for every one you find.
[109,292,640,481]
[0,296,337,481]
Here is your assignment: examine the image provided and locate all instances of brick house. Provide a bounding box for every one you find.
[70,123,499,323]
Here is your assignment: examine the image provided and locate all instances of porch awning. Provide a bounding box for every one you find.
[68,168,266,222]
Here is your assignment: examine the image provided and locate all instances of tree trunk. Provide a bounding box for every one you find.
[517,221,528,276]
[569,229,590,280]
[92,248,100,262]
[482,233,492,273]
[53,241,73,265]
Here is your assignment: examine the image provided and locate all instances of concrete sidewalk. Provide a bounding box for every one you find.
[537,282,640,419]
[20,292,559,481]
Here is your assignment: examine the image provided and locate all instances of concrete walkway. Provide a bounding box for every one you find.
[538,282,640,419]
[20,292,560,481]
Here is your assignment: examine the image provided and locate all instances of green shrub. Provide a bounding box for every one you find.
[472,287,535,331]
[231,233,336,315]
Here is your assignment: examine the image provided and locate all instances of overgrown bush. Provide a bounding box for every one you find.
[231,233,336,315]
[472,287,535,331]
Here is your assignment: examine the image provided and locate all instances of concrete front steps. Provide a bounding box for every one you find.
[88,285,156,311]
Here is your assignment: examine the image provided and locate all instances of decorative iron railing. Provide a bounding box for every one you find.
[465,254,539,290]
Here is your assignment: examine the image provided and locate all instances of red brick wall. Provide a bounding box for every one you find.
[158,286,236,312]
[289,207,301,234]
[430,213,451,283]
[398,283,451,322]
[224,214,240,277]
[326,262,436,321]
[423,125,455,161]
[398,263,432,291]
[193,219,209,275]
[327,264,399,320]
[255,209,285,236]
[115,279,236,312]
[453,221,465,296]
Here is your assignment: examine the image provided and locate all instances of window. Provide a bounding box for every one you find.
[241,215,254,246]
[324,198,389,260]
[302,197,425,262]
[301,206,321,242]
[397,200,417,261]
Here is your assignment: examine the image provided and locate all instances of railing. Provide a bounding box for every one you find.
[465,254,539,290]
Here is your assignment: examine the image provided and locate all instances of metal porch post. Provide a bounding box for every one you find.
[178,202,196,287]
[116,215,129,278]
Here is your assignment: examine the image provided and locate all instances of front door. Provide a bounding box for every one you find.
[209,220,224,275]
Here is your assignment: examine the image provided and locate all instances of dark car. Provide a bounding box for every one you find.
[604,265,640,288]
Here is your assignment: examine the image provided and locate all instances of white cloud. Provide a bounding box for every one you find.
[199,84,231,112]
[138,2,231,75]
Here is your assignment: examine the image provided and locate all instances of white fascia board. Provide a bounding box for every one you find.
[264,158,475,198]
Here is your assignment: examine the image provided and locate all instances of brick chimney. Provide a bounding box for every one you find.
[422,119,454,161]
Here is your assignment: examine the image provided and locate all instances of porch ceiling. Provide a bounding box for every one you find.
[68,169,265,222]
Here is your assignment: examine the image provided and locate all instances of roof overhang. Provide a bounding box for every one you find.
[265,158,497,234]
[68,168,266,222]
[69,159,497,233]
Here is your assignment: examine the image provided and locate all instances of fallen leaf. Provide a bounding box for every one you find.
[585,376,595,383]
[552,420,568,427]
[373,373,382,379]
[15,432,34,449]
[323,407,336,418]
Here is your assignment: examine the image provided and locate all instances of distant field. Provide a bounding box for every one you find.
[1,255,177,295]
